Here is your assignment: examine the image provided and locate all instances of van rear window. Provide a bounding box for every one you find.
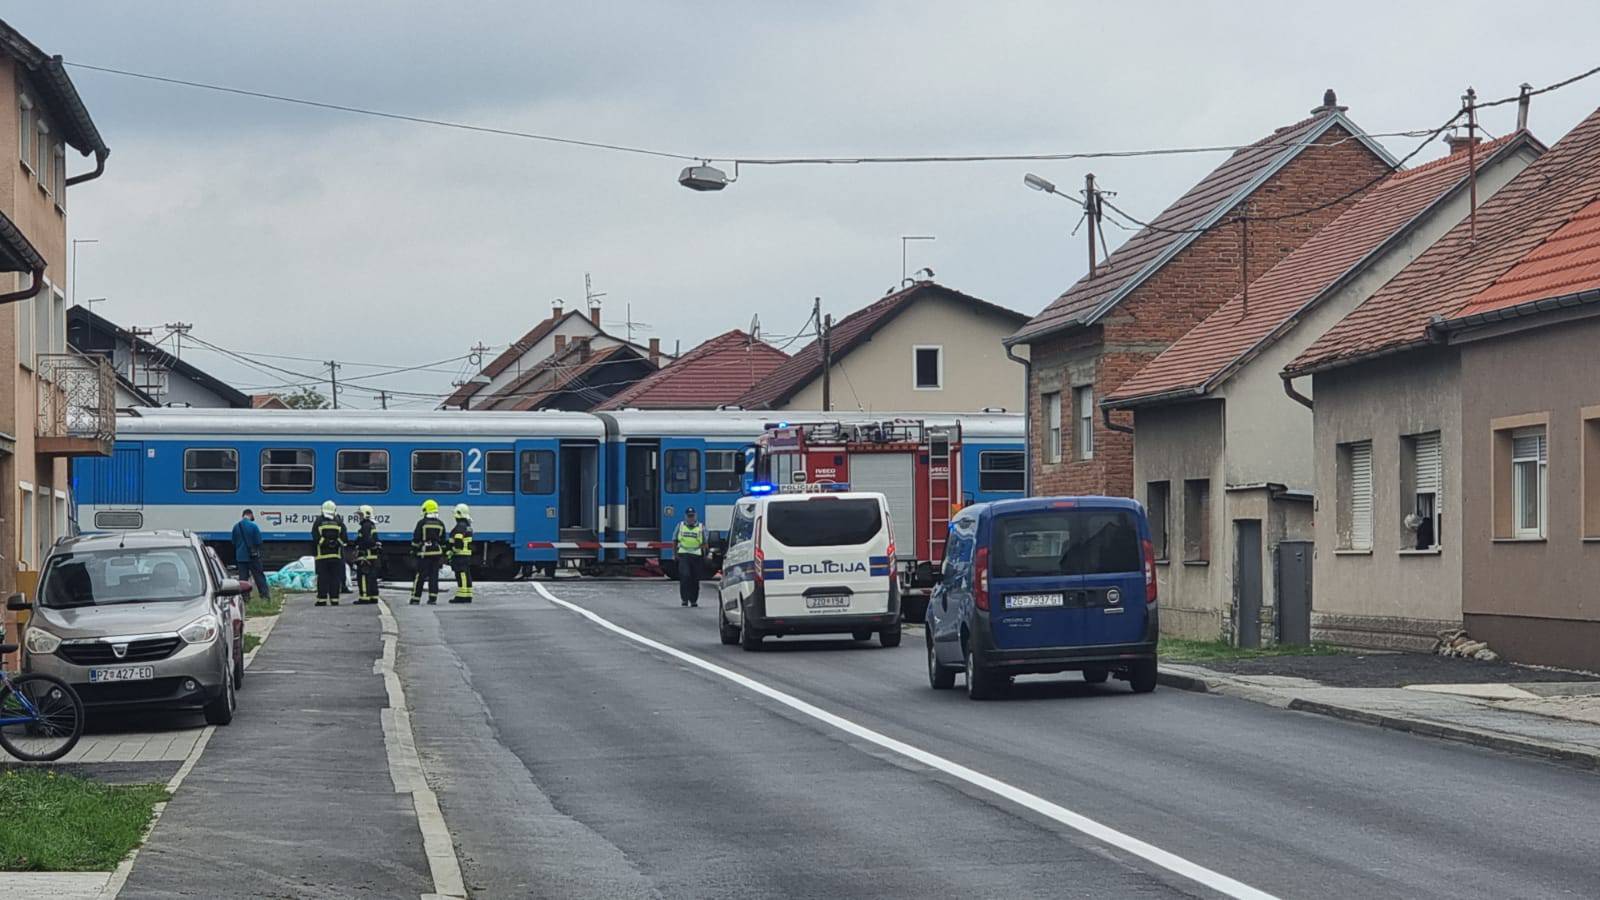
[993,510,1141,578]
[766,498,883,547]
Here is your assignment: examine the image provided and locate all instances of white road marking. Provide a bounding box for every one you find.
[536,583,1280,900]
[377,600,469,900]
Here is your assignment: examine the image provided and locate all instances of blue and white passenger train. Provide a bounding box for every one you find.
[71,407,1026,579]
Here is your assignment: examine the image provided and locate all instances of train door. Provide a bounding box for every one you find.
[659,439,706,558]
[625,440,659,543]
[559,441,599,543]
[513,440,560,562]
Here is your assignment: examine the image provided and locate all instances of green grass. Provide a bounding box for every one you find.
[1159,638,1343,662]
[244,592,283,618]
[242,633,262,654]
[0,770,168,871]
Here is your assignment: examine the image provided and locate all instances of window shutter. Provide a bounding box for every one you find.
[1513,432,1547,462]
[1414,432,1442,509]
[1351,442,1373,550]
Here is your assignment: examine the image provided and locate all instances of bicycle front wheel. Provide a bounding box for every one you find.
[0,673,85,762]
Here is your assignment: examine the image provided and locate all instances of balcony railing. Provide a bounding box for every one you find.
[37,352,115,457]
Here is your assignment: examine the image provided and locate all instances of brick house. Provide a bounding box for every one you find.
[1004,93,1396,498]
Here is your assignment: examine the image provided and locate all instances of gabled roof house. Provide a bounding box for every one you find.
[598,329,787,410]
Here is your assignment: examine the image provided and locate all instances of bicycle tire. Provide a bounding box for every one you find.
[0,673,85,762]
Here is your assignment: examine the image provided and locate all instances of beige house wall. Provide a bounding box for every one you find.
[781,293,1024,413]
[1129,399,1226,639]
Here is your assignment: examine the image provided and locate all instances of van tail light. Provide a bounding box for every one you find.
[885,541,897,586]
[1141,537,1158,604]
[754,516,765,584]
[974,545,990,611]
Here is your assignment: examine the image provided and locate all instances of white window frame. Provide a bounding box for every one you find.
[49,285,65,354]
[1407,431,1442,549]
[912,345,943,391]
[17,92,32,173]
[52,142,65,205]
[1511,427,1547,539]
[1044,391,1062,463]
[1073,385,1094,460]
[1340,440,1374,551]
[34,119,48,182]
[18,483,34,569]
[15,275,34,371]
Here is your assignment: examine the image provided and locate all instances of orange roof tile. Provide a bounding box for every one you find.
[1453,196,1600,317]
[597,330,787,410]
[1106,134,1530,405]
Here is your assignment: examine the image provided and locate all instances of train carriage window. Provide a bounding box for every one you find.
[485,450,514,494]
[261,449,315,492]
[705,450,741,493]
[412,450,464,493]
[979,451,1025,492]
[665,449,700,493]
[519,450,555,494]
[184,448,238,493]
[336,449,389,493]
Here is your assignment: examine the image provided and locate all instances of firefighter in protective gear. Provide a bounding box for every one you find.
[449,503,474,604]
[411,499,447,605]
[311,500,348,606]
[674,507,706,607]
[353,505,382,605]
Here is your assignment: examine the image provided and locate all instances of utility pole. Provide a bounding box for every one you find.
[327,360,341,409]
[378,390,389,410]
[162,322,192,360]
[1464,86,1479,243]
[127,326,153,397]
[818,298,833,413]
[1085,174,1100,276]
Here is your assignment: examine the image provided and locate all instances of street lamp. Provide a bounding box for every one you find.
[678,162,733,191]
[1023,173,1057,194]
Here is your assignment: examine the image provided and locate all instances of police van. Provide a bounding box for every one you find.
[717,484,901,651]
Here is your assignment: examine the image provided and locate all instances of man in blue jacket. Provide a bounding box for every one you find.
[231,509,271,600]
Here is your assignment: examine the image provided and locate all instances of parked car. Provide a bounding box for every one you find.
[718,487,901,650]
[203,545,248,689]
[925,497,1159,699]
[19,530,243,724]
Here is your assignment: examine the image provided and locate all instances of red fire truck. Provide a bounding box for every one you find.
[753,418,960,621]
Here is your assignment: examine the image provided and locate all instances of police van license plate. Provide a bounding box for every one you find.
[89,666,155,683]
[1005,593,1065,609]
[805,595,851,610]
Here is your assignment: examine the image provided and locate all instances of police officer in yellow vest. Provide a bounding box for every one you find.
[411,499,447,605]
[449,503,474,604]
[674,507,706,607]
[311,500,348,607]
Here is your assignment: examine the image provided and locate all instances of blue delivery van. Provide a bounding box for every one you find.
[924,496,1159,699]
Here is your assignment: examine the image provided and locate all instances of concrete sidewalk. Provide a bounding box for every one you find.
[117,596,432,899]
[1160,660,1600,771]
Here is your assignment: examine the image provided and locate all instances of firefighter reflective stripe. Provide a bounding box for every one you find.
[313,518,345,560]
[414,519,447,556]
[450,524,474,558]
[675,523,705,555]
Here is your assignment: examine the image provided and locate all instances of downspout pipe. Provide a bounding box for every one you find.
[65,149,109,187]
[1281,373,1313,410]
[1003,342,1033,495]
[0,267,44,306]
[1101,405,1133,434]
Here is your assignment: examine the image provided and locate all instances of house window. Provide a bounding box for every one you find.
[1044,392,1062,463]
[1146,481,1170,561]
[17,93,32,171]
[485,450,515,493]
[1336,441,1374,550]
[34,120,48,178]
[49,286,64,353]
[519,449,555,494]
[978,451,1025,492]
[705,450,742,493]
[1511,428,1547,539]
[336,449,389,493]
[1183,479,1210,562]
[19,484,33,569]
[1402,432,1442,550]
[51,143,65,203]
[913,346,943,390]
[412,450,464,493]
[1073,385,1094,460]
[665,449,700,493]
[184,448,238,492]
[1584,410,1600,540]
[260,448,315,492]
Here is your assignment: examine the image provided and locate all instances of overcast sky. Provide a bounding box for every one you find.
[16,2,1600,407]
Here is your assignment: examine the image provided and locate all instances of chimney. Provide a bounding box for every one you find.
[588,304,602,327]
[1445,129,1481,155]
[1309,88,1348,115]
[577,337,591,361]
[1516,82,1532,131]
[648,337,660,366]
[551,300,564,321]
[554,334,568,353]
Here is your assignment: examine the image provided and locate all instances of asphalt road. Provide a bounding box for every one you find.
[396,580,1600,899]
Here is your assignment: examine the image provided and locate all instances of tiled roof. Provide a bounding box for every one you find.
[1289,107,1600,375]
[598,330,787,410]
[1452,195,1600,318]
[735,281,1029,409]
[481,342,642,411]
[1106,134,1531,406]
[441,311,589,409]
[1010,108,1392,344]
[251,394,289,409]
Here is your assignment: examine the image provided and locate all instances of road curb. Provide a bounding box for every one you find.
[1286,698,1600,771]
[1156,670,1212,693]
